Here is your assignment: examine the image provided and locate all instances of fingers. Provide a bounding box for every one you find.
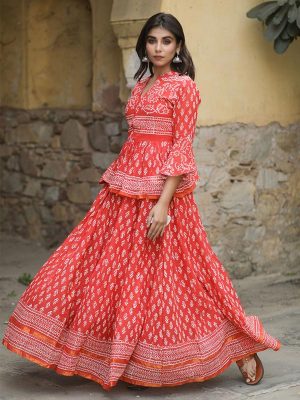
[147,222,165,240]
[147,215,166,240]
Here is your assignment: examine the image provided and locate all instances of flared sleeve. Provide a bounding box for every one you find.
[159,78,201,177]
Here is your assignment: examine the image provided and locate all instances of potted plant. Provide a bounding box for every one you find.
[247,0,300,53]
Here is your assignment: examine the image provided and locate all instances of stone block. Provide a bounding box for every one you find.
[41,160,68,181]
[244,225,266,242]
[16,111,31,124]
[52,203,68,222]
[88,121,109,151]
[67,183,92,204]
[240,133,272,164]
[110,135,125,153]
[51,135,61,149]
[104,121,120,136]
[23,205,41,226]
[61,119,87,150]
[0,145,13,158]
[77,168,100,183]
[2,171,23,193]
[44,186,60,205]
[14,122,53,144]
[121,117,128,130]
[91,186,100,199]
[256,193,280,218]
[221,181,255,213]
[256,169,287,189]
[20,151,39,176]
[276,131,300,153]
[23,180,41,197]
[6,155,20,171]
[92,152,118,169]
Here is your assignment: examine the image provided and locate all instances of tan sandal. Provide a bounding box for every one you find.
[236,353,264,385]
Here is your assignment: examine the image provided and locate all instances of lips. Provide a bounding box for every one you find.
[154,56,164,59]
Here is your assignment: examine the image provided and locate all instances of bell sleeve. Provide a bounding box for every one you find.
[159,78,201,177]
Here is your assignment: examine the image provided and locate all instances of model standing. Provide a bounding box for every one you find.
[2,13,280,392]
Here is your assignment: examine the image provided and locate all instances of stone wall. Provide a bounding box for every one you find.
[193,122,300,278]
[1,109,299,277]
[0,108,128,247]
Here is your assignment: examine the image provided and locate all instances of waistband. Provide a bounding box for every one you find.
[129,133,173,142]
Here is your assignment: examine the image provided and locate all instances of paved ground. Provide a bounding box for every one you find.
[0,233,299,400]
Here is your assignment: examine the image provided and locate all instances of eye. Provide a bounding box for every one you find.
[163,40,172,45]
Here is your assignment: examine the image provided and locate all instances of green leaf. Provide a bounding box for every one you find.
[288,3,298,22]
[273,3,289,24]
[274,35,293,52]
[277,0,288,5]
[287,20,300,35]
[297,6,300,28]
[247,1,280,21]
[264,13,288,40]
[280,25,291,38]
[266,9,281,24]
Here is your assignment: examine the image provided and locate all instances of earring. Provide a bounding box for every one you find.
[172,50,182,63]
[142,54,149,62]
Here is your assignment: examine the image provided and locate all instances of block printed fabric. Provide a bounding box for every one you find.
[2,70,281,391]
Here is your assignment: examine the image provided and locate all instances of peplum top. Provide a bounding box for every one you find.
[98,69,202,200]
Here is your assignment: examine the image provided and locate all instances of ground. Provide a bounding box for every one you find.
[0,233,299,400]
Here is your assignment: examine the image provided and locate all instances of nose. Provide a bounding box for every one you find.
[155,41,162,52]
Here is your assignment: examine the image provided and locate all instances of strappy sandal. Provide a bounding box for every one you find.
[236,353,264,385]
[127,383,148,390]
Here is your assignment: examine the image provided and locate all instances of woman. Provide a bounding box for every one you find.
[2,12,280,392]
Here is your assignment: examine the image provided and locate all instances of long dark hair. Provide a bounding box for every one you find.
[134,13,196,82]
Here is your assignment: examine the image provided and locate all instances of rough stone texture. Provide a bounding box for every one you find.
[0,108,299,279]
[88,121,109,151]
[41,160,68,181]
[193,121,300,278]
[61,119,88,150]
[66,182,93,204]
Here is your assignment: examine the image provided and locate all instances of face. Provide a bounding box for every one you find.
[145,26,180,71]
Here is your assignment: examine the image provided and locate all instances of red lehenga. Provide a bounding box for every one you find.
[2,70,280,391]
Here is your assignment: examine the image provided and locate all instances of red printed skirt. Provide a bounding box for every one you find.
[2,184,281,391]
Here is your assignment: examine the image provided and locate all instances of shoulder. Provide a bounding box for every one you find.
[173,73,199,92]
[172,73,201,105]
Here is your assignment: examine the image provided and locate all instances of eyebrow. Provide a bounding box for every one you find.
[146,35,173,39]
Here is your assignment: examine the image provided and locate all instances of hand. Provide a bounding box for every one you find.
[146,202,169,241]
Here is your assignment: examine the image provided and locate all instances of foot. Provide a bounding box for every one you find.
[236,354,258,384]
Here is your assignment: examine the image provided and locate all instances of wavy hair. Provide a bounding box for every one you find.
[134,12,196,82]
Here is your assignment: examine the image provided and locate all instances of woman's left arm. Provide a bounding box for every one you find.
[146,175,183,240]
[147,78,201,240]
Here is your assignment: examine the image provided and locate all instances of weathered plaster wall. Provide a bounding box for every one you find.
[90,0,122,112]
[27,0,92,108]
[0,0,26,108]
[163,0,300,126]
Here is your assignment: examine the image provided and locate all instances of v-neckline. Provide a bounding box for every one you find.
[140,70,176,98]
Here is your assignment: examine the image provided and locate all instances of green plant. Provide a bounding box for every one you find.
[247,0,300,53]
[18,272,33,286]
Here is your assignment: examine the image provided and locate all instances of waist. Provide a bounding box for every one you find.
[129,132,173,142]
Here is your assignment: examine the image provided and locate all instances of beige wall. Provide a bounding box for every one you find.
[0,0,122,111]
[0,1,26,108]
[1,0,299,124]
[27,0,92,109]
[163,0,300,126]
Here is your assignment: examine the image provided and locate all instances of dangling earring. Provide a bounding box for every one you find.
[172,50,182,63]
[142,53,149,62]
